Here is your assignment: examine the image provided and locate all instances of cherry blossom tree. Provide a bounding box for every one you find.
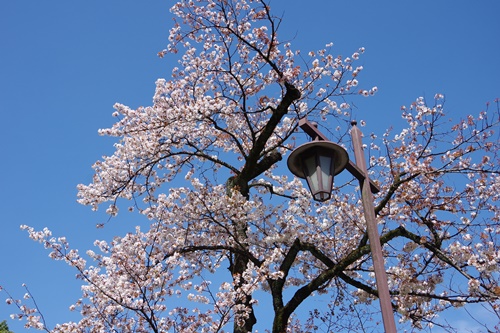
[6,0,500,332]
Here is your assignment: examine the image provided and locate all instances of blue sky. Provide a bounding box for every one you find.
[1,1,499,332]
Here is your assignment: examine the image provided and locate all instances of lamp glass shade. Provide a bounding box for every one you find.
[319,155,332,192]
[302,149,334,202]
[303,155,318,191]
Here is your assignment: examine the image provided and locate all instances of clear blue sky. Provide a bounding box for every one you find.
[1,1,499,332]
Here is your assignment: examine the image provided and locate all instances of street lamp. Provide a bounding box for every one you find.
[287,118,397,333]
[287,140,349,202]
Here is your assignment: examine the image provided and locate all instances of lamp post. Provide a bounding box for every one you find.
[287,118,397,333]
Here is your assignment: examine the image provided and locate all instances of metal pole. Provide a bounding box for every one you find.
[350,121,397,333]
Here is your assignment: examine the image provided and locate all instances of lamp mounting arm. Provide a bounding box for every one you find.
[298,118,329,141]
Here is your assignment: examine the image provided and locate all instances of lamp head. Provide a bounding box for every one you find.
[287,141,349,202]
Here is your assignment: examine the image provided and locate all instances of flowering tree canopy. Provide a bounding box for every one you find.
[6,0,500,332]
